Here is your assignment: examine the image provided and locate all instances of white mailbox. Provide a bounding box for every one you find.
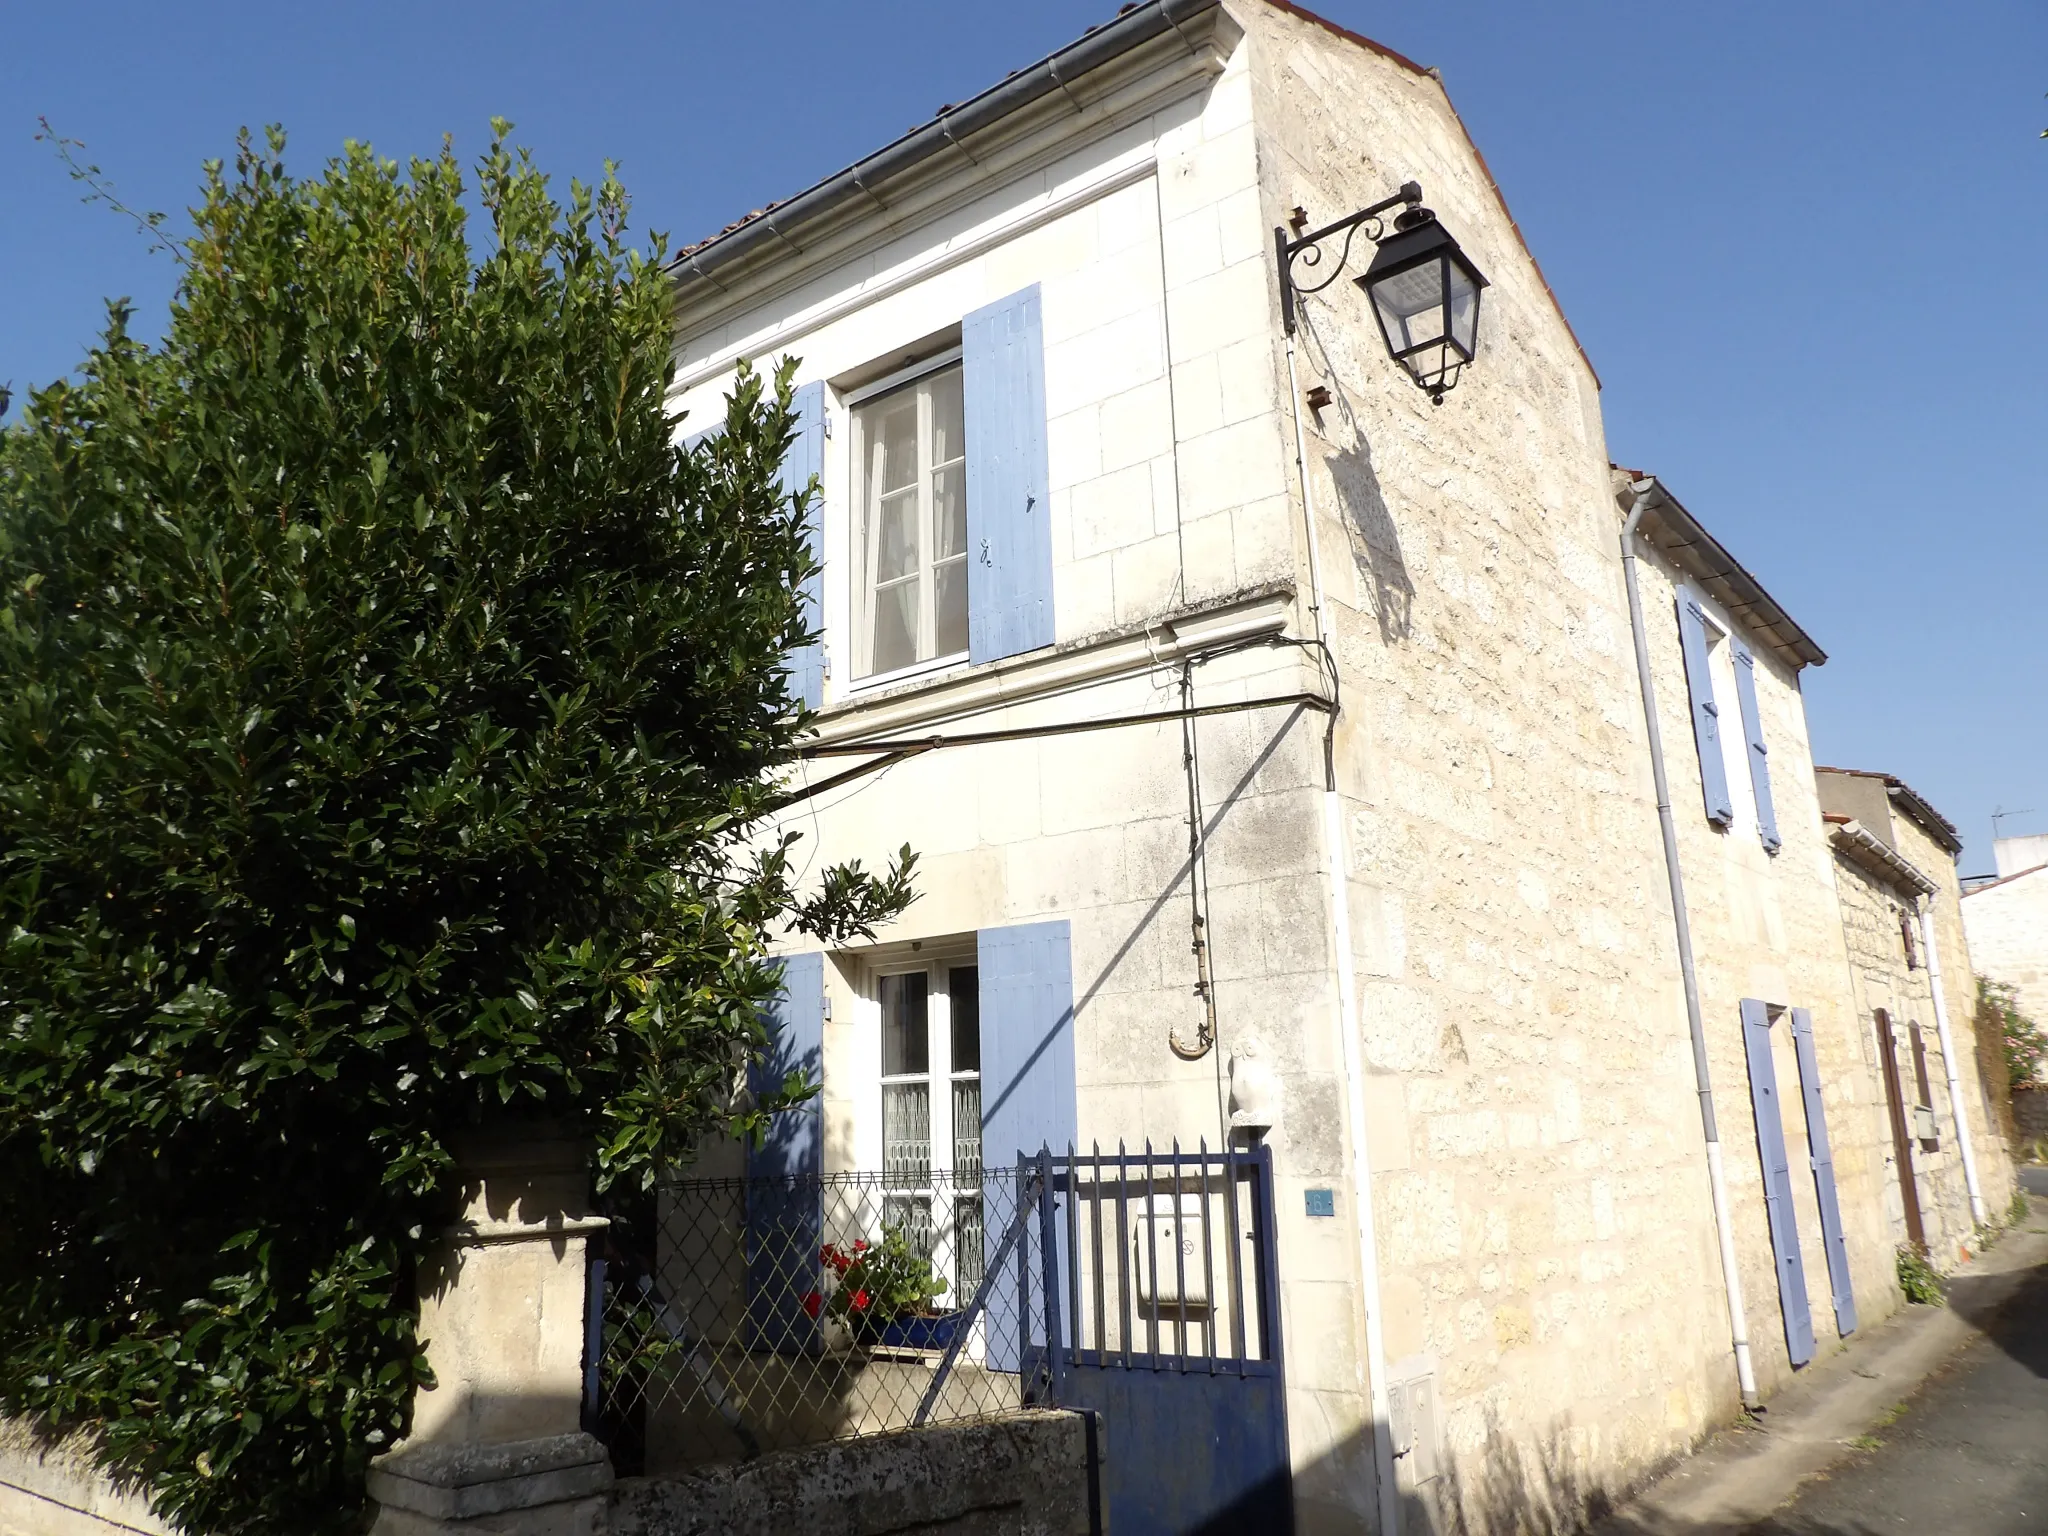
[1133,1194,1211,1308]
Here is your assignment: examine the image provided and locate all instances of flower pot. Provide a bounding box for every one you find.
[858,1312,963,1352]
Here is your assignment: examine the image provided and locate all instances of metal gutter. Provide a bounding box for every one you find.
[1827,818,1938,896]
[1919,900,1987,1225]
[1629,477,1827,671]
[669,0,1220,291]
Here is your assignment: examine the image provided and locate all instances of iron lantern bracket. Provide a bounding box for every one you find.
[1275,180,1423,336]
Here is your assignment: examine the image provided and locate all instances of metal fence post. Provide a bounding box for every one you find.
[580,1253,607,1433]
[1037,1147,1066,1404]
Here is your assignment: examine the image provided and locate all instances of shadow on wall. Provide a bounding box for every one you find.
[1281,1409,1741,1536]
[1298,309,1414,645]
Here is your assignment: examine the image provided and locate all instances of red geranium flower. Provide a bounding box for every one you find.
[803,1291,822,1319]
[853,1239,869,1252]
[851,1290,871,1312]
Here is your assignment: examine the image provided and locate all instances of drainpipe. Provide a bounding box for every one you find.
[1918,899,1987,1226]
[1283,333,1402,1536]
[1621,478,1759,1408]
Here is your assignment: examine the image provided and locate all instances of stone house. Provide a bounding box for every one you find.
[1963,839,2048,1140]
[1963,841,2048,1060]
[1615,480,1900,1394]
[657,3,2004,1530]
[1815,769,2013,1259]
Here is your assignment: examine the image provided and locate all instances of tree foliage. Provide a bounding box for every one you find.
[0,125,912,1533]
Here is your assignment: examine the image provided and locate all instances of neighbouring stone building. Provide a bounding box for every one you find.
[1964,839,2048,1088]
[1617,479,1907,1405]
[639,3,2008,1533]
[1816,768,2013,1262]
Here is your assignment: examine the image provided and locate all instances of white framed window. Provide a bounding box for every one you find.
[851,360,969,681]
[876,961,983,1294]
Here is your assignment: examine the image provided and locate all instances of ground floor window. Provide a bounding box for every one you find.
[878,963,983,1293]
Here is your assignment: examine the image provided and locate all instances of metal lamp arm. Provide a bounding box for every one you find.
[1276,180,1423,335]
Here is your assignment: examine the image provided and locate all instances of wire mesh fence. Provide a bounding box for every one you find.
[589,1165,1053,1475]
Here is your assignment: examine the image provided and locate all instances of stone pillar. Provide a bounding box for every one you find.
[368,1130,612,1535]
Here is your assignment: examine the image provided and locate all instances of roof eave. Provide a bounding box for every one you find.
[1630,476,1827,670]
[666,0,1223,291]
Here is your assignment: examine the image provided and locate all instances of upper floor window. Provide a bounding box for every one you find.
[1676,588,1782,853]
[853,362,968,679]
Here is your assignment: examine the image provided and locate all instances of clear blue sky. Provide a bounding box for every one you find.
[5,1,2043,869]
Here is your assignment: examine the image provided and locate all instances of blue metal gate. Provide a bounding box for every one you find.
[1041,1143,1293,1536]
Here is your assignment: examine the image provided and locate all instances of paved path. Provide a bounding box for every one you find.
[1599,1172,2048,1536]
[1750,1245,2048,1535]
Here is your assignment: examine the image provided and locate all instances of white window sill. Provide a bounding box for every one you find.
[842,650,971,702]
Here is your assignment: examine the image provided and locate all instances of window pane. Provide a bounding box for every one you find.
[881,972,929,1076]
[954,1195,984,1295]
[949,967,980,1072]
[952,1079,982,1178]
[876,487,918,583]
[884,1193,935,1261]
[933,560,968,659]
[883,1082,931,1189]
[932,462,966,559]
[871,394,919,494]
[929,367,965,468]
[870,578,919,676]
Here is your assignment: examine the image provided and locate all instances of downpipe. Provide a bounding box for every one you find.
[1918,900,1987,1226]
[1620,480,1760,1407]
[1284,331,1403,1536]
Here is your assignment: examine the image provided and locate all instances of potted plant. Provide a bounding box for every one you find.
[805,1223,956,1349]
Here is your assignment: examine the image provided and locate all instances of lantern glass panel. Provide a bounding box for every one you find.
[1448,260,1480,358]
[1369,257,1451,355]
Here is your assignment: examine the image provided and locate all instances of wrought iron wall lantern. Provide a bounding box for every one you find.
[1276,181,1489,404]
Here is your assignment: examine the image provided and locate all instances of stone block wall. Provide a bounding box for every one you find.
[607,1412,1093,1536]
[1831,852,1974,1265]
[0,1421,170,1536]
[1237,6,1770,1530]
[1891,812,2016,1232]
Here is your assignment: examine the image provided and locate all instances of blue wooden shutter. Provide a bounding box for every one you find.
[978,920,1076,1373]
[746,952,825,1352]
[1730,645,1782,853]
[1788,1007,1857,1337]
[1740,998,1815,1365]
[963,286,1055,665]
[979,920,1078,1164]
[1677,594,1735,828]
[780,381,827,710]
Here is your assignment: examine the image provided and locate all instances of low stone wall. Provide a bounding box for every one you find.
[2016,1088,2048,1146]
[0,1421,170,1536]
[608,1411,1095,1536]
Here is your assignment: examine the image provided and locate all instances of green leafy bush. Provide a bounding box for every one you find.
[0,125,912,1533]
[1896,1245,1944,1305]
